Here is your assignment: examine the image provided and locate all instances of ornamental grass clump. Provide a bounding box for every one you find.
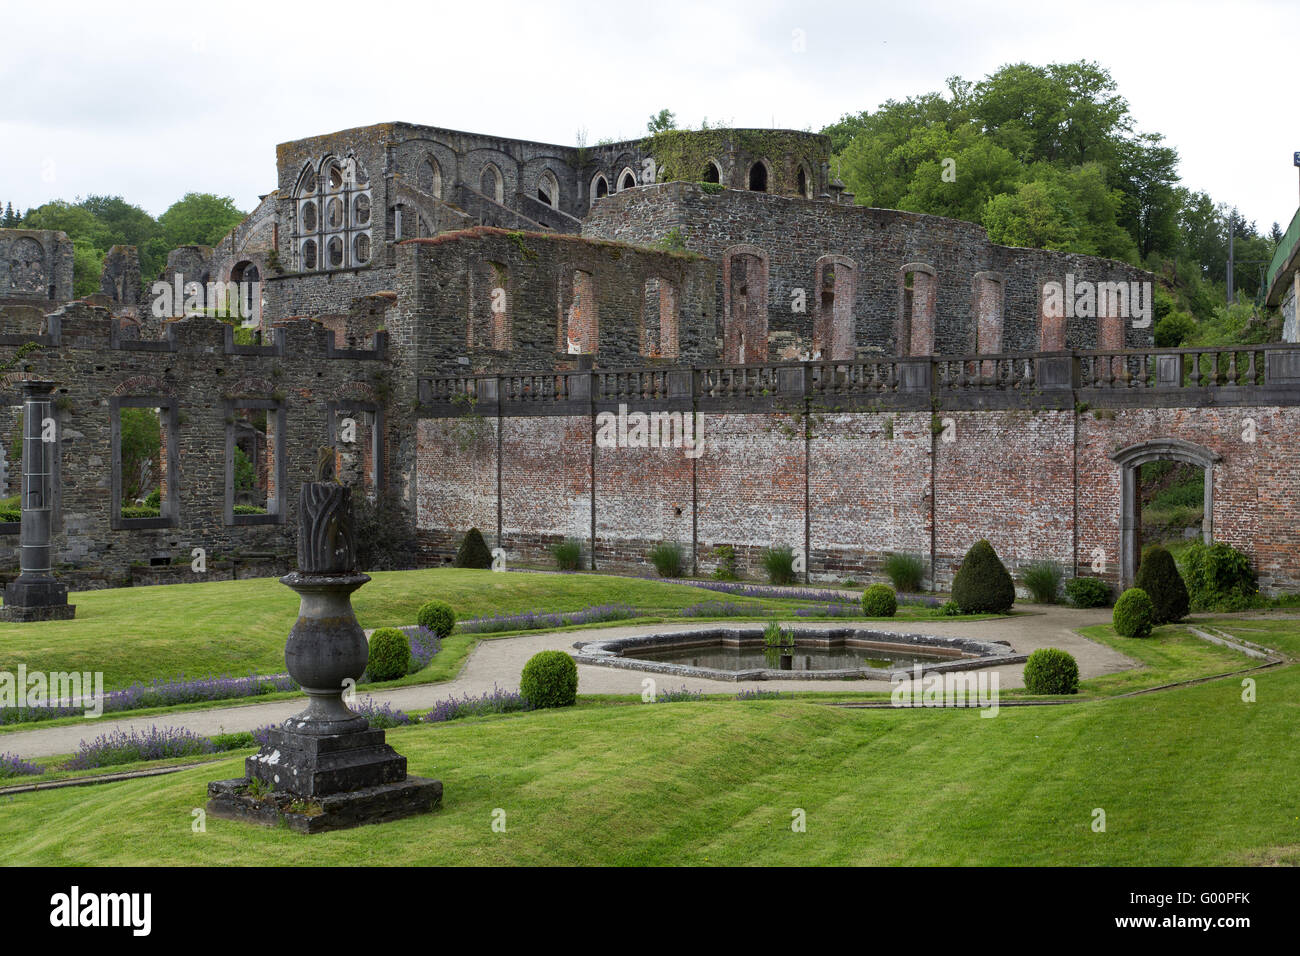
[1021,560,1064,604]
[882,552,926,592]
[649,541,686,578]
[519,650,579,708]
[761,546,797,585]
[551,538,584,571]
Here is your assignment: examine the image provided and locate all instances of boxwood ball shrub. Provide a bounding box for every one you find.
[861,584,897,617]
[417,601,456,638]
[454,527,493,569]
[1133,545,1190,624]
[519,650,579,709]
[1065,576,1111,608]
[951,540,1016,614]
[1113,588,1155,638]
[1022,647,1079,695]
[367,628,412,682]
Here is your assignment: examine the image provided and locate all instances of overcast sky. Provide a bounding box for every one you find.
[2,0,1295,231]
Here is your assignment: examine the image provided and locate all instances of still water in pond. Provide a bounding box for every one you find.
[629,641,951,672]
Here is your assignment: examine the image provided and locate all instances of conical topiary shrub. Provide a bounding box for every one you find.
[951,540,1016,614]
[1134,544,1190,624]
[454,527,493,569]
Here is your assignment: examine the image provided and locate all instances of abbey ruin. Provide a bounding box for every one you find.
[1,122,1298,596]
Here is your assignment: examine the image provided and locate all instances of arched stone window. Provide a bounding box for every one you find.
[480,163,504,203]
[419,156,442,199]
[702,161,721,184]
[797,165,810,198]
[469,260,511,351]
[618,168,637,191]
[813,255,856,361]
[1110,439,1222,587]
[748,161,768,192]
[537,169,559,207]
[722,245,770,364]
[301,240,317,271]
[591,174,609,200]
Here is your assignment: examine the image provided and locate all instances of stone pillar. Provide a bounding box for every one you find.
[1,380,74,622]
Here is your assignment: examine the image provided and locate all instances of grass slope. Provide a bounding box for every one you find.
[2,620,1297,866]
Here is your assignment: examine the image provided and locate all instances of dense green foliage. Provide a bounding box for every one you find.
[649,541,686,578]
[823,61,1282,339]
[416,601,456,638]
[366,628,411,681]
[951,540,1016,613]
[519,650,579,709]
[119,407,162,505]
[1134,545,1190,624]
[882,552,925,592]
[453,528,493,569]
[861,584,897,617]
[1180,541,1260,611]
[12,193,246,298]
[1065,576,1111,608]
[1022,647,1080,695]
[1113,588,1155,638]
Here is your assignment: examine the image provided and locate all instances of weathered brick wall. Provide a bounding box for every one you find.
[583,183,1154,358]
[499,415,592,567]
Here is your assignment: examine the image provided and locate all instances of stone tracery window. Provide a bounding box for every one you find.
[292,155,372,272]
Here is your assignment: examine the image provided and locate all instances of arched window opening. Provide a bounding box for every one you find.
[619,170,637,191]
[537,170,559,207]
[593,175,609,199]
[748,162,768,192]
[702,161,721,184]
[899,264,936,356]
[419,156,442,199]
[813,257,856,361]
[723,246,769,364]
[480,164,504,203]
[797,166,808,198]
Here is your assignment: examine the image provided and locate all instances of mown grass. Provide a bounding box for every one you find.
[2,648,1298,865]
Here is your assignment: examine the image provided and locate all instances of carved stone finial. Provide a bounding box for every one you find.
[297,477,356,573]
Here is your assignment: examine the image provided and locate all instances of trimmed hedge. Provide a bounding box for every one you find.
[1134,545,1189,624]
[417,601,456,638]
[861,584,897,617]
[1066,576,1111,608]
[951,540,1015,613]
[1022,647,1079,694]
[519,650,578,709]
[454,528,493,569]
[367,628,412,681]
[1113,588,1155,638]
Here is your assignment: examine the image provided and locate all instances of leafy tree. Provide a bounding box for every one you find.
[119,407,162,504]
[157,193,245,248]
[646,109,677,134]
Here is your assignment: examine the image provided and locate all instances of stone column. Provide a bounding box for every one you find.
[2,379,74,622]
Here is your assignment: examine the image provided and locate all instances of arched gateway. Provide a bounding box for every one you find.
[1110,438,1222,588]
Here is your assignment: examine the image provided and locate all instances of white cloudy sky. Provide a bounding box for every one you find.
[1,0,1296,230]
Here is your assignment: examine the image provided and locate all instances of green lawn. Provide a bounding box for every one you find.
[0,570,970,691]
[2,641,1297,864]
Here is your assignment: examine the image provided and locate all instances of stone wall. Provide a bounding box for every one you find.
[582,183,1155,359]
[0,229,74,305]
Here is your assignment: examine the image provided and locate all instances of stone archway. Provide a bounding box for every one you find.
[1110,438,1222,587]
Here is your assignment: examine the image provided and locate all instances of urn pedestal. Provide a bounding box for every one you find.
[207,479,441,833]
